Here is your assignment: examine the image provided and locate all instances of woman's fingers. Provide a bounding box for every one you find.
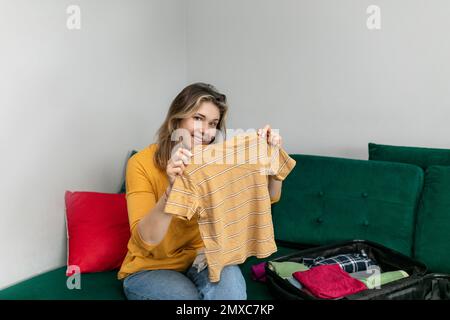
[179,147,193,158]
[257,124,271,138]
[180,149,193,164]
[179,148,192,163]
[271,134,282,147]
[168,147,191,178]
[173,148,192,165]
[257,124,283,147]
[167,147,192,185]
[173,167,183,175]
[173,159,185,168]
[263,124,271,139]
[168,166,183,178]
[258,124,272,146]
[174,154,189,165]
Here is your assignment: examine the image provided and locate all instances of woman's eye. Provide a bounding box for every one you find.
[194,116,202,121]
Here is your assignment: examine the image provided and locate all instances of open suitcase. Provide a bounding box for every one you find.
[369,273,450,300]
[265,240,449,300]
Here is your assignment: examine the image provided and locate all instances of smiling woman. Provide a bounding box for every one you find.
[117,83,251,300]
[118,82,286,300]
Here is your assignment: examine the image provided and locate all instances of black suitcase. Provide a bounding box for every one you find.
[363,273,450,300]
[265,239,434,300]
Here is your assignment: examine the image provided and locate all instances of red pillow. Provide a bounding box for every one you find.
[65,191,130,274]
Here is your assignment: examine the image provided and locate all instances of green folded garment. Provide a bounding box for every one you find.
[268,261,309,278]
[350,270,409,289]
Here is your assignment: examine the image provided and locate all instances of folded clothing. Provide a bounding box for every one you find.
[251,262,267,282]
[301,250,378,273]
[293,264,368,299]
[192,247,208,273]
[268,261,309,278]
[350,270,409,289]
[286,276,303,289]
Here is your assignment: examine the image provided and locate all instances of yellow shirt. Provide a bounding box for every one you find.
[164,132,296,282]
[118,140,283,280]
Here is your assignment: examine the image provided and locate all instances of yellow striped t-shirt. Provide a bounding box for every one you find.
[164,131,297,282]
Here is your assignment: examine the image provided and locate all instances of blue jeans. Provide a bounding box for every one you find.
[122,264,247,300]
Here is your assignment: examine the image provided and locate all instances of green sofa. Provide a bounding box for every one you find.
[1,143,449,300]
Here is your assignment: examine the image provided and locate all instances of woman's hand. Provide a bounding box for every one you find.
[166,147,193,186]
[257,124,282,148]
[258,124,283,202]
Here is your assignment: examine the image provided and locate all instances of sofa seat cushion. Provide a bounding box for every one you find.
[0,268,125,300]
[271,154,424,256]
[0,245,300,300]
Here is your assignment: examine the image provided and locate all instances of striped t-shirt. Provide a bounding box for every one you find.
[164,131,297,282]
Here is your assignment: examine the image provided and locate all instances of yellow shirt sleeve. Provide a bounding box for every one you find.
[125,156,158,254]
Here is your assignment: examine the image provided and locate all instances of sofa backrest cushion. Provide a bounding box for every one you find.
[414,165,450,273]
[119,150,138,193]
[271,154,424,256]
[369,143,450,170]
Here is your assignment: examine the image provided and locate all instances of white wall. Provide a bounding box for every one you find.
[0,0,187,289]
[186,0,450,158]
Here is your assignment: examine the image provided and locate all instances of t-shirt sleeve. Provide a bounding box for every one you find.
[164,174,201,221]
[267,145,297,181]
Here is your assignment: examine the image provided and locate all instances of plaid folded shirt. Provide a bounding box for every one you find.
[301,250,378,273]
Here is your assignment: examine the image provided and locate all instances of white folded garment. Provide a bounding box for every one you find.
[192,247,208,273]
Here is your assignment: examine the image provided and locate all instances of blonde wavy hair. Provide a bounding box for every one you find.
[154,83,229,172]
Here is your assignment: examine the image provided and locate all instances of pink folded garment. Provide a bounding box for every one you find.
[251,262,267,282]
[293,264,367,299]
